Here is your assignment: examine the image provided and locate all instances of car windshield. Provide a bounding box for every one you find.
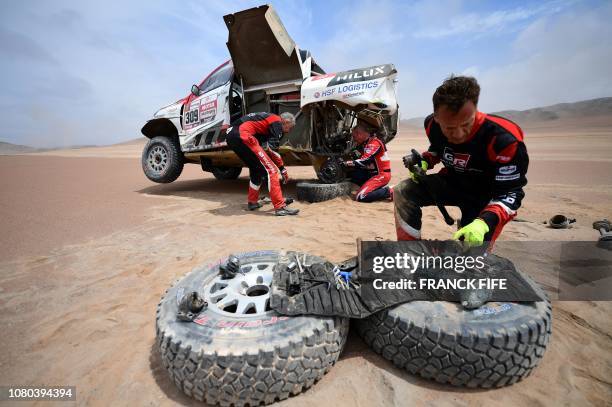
[200,63,233,94]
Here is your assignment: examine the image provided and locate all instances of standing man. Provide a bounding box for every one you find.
[343,124,392,202]
[226,112,299,216]
[395,75,528,247]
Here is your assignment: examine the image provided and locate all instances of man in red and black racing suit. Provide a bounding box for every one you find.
[343,124,392,202]
[395,75,528,248]
[226,112,299,216]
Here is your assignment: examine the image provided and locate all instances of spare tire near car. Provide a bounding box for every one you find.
[156,250,349,406]
[296,181,353,203]
[355,274,552,388]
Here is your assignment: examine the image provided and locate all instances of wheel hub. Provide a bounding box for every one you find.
[318,157,346,184]
[202,261,275,317]
[147,145,168,173]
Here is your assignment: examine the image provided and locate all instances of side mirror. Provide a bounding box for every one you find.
[191,84,201,96]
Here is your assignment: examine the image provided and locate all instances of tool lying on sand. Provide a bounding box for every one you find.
[408,149,455,226]
[547,214,576,229]
[593,219,612,242]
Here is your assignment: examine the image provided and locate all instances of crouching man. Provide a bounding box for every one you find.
[226,112,299,216]
[343,124,392,202]
[394,75,529,247]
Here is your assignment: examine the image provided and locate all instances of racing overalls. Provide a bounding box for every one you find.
[225,112,287,209]
[394,111,529,245]
[351,135,392,202]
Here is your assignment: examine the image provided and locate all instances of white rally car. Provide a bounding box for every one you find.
[141,4,398,184]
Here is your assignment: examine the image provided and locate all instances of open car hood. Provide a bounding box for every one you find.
[224,5,304,89]
[301,64,398,114]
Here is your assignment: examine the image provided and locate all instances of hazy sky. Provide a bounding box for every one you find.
[1,0,611,147]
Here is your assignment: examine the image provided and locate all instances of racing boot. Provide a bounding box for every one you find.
[262,196,294,206]
[247,202,263,211]
[275,206,299,216]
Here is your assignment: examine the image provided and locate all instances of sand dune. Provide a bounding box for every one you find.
[0,118,611,405]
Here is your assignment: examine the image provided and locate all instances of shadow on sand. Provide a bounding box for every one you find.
[136,177,311,217]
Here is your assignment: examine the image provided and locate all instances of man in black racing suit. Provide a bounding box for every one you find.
[395,75,529,248]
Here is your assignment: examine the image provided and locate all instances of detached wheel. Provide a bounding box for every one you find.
[356,274,552,388]
[211,166,242,180]
[156,251,349,406]
[142,136,184,183]
[296,181,353,203]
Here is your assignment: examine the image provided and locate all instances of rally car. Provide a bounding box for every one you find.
[141,4,399,184]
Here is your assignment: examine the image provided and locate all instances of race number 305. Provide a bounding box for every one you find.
[0,386,76,401]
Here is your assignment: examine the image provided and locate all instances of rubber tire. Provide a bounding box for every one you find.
[296,181,353,203]
[156,251,349,406]
[142,136,184,183]
[212,167,242,180]
[355,273,552,388]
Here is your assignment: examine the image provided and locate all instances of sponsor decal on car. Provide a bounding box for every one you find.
[327,65,392,86]
[184,96,218,130]
[311,73,335,81]
[184,107,199,129]
[200,100,217,123]
[314,91,321,98]
[336,80,379,94]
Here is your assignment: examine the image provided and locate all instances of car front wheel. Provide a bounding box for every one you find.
[142,136,184,183]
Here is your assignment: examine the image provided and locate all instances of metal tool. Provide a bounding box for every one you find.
[410,149,455,226]
[593,219,612,241]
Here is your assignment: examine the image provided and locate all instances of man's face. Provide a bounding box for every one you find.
[281,120,294,134]
[351,127,370,145]
[434,101,477,144]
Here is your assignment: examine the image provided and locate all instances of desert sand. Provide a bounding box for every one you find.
[1,119,611,406]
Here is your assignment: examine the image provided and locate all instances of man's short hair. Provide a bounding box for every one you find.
[433,75,480,113]
[280,112,296,126]
[352,124,371,136]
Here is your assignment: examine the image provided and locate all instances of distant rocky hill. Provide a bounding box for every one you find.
[401,97,612,128]
[0,141,100,155]
[0,141,41,155]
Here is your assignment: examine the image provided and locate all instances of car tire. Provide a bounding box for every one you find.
[355,273,552,388]
[211,166,242,180]
[296,181,353,203]
[142,136,184,183]
[156,250,349,406]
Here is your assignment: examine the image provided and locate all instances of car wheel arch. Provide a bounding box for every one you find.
[141,118,180,142]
